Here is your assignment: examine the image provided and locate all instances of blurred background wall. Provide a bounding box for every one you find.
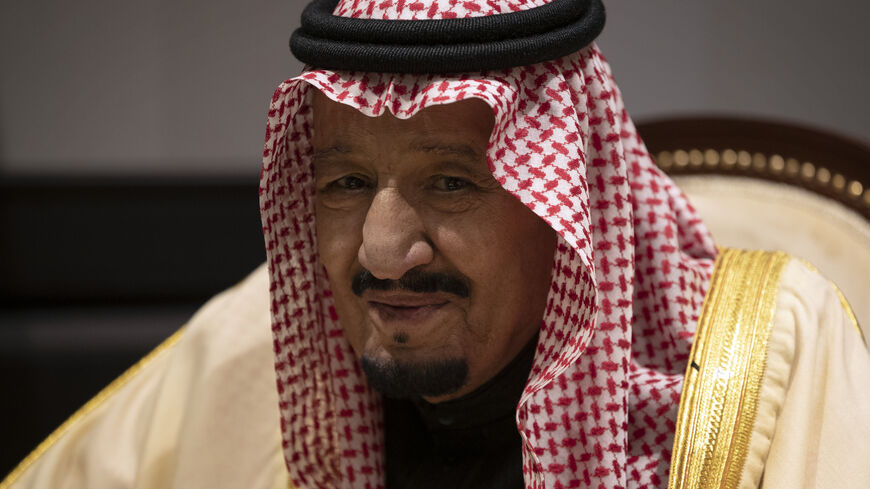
[1,0,868,177]
[1,0,868,478]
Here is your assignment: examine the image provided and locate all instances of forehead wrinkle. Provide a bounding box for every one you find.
[410,140,483,161]
[312,144,352,161]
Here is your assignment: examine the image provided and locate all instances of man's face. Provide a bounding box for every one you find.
[312,91,556,402]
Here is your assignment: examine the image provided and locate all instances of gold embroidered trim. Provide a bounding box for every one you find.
[0,327,185,489]
[797,258,864,340]
[833,287,863,340]
[668,248,791,489]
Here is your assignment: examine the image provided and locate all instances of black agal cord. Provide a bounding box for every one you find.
[290,0,606,73]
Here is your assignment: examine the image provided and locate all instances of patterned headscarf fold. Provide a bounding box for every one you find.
[260,1,717,488]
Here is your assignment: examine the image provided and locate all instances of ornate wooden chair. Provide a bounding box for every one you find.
[639,117,870,338]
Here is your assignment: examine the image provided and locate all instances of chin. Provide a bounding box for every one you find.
[359,352,469,400]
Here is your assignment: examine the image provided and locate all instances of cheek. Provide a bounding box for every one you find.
[315,204,365,275]
[315,204,372,351]
[484,207,555,313]
[431,197,556,327]
[514,212,558,303]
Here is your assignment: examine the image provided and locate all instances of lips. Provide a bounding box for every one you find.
[363,292,451,326]
[369,302,447,322]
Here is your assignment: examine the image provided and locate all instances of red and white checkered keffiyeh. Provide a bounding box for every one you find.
[259,1,717,488]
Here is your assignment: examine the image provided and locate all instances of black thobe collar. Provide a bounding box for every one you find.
[384,335,537,489]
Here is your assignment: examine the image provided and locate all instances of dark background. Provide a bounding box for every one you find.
[0,177,265,475]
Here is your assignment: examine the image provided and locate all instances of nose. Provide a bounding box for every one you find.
[358,187,434,280]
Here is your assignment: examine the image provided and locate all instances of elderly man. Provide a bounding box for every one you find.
[3,0,869,488]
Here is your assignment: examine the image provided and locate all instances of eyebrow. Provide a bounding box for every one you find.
[312,145,352,160]
[312,138,484,163]
[411,141,482,160]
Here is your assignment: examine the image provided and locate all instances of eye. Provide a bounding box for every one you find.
[433,176,471,192]
[335,175,369,190]
[322,174,371,192]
